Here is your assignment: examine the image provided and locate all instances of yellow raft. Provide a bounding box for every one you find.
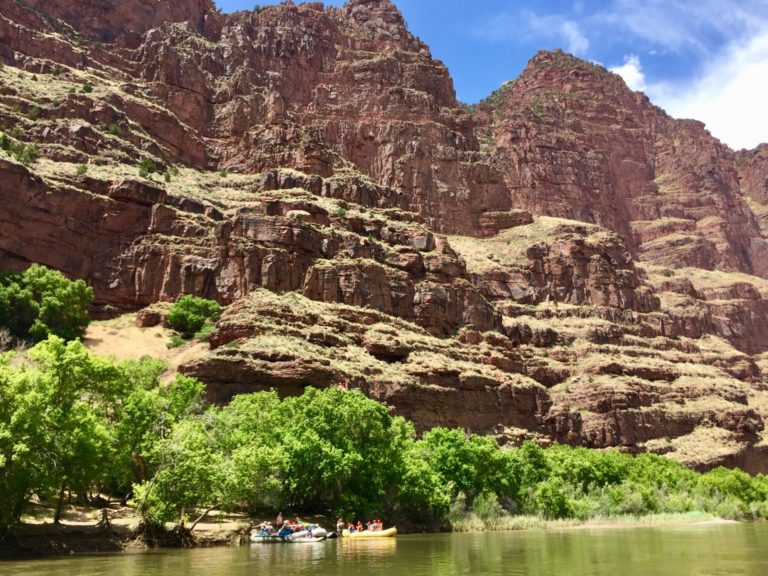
[342,527,397,538]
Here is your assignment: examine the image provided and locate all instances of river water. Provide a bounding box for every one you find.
[3,522,767,575]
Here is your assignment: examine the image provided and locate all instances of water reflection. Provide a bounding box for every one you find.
[338,536,397,559]
[248,539,330,569]
[3,523,768,576]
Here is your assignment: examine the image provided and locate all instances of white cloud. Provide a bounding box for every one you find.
[650,31,768,150]
[470,1,768,148]
[610,54,647,91]
[597,0,768,54]
[560,20,589,54]
[478,11,589,55]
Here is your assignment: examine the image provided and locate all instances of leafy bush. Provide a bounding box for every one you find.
[534,477,574,519]
[166,295,221,336]
[0,264,92,342]
[138,158,156,179]
[20,144,39,165]
[108,123,120,136]
[76,164,88,176]
[1,127,40,165]
[81,83,93,93]
[698,467,768,506]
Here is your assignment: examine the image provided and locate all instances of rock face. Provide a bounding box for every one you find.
[16,0,221,46]
[3,0,510,235]
[2,0,768,472]
[475,50,768,278]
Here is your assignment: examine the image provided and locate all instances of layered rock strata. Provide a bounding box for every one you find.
[2,0,768,472]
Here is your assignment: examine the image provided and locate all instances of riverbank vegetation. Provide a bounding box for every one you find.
[1,266,767,535]
[2,338,768,533]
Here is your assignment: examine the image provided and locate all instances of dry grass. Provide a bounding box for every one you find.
[210,289,542,391]
[450,511,720,532]
[83,314,172,361]
[644,426,747,468]
[641,263,768,298]
[449,216,613,273]
[83,313,208,376]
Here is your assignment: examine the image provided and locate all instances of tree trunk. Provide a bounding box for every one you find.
[53,482,66,525]
[132,452,147,483]
[96,508,112,531]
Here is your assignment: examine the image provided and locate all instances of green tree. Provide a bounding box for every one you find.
[106,360,205,498]
[418,428,512,505]
[0,265,92,342]
[166,295,221,337]
[134,416,225,527]
[0,338,121,525]
[22,265,92,341]
[275,387,411,515]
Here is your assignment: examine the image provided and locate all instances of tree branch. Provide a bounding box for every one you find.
[189,504,218,532]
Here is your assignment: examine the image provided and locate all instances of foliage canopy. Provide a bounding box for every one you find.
[0,264,93,343]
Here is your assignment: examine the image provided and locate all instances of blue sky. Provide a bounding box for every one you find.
[215,1,768,150]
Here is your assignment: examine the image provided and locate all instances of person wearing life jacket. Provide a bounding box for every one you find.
[336,517,345,536]
[357,520,364,532]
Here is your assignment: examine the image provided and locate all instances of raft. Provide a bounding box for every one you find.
[250,533,283,543]
[251,526,330,543]
[289,536,326,543]
[289,528,328,541]
[342,527,397,538]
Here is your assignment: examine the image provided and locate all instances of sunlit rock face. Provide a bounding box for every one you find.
[3,0,768,472]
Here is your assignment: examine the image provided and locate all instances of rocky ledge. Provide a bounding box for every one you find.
[2,0,768,472]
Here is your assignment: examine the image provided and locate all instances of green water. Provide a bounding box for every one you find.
[3,523,768,575]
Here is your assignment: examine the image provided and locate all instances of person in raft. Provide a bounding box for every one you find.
[336,518,345,536]
[276,512,283,529]
[357,520,364,532]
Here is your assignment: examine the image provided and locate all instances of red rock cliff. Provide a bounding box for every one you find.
[2,0,768,473]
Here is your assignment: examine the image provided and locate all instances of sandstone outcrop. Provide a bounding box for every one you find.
[2,0,768,472]
[475,50,768,278]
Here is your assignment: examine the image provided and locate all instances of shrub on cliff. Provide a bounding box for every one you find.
[137,158,156,179]
[167,295,221,337]
[0,264,93,342]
